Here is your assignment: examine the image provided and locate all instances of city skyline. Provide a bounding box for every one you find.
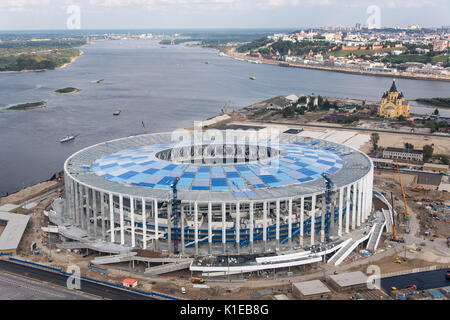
[0,0,449,30]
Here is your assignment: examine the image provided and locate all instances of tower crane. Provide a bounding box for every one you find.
[321,172,335,242]
[221,100,233,115]
[390,192,404,243]
[395,159,410,221]
[170,177,180,253]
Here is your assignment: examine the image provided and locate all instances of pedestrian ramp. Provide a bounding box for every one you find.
[91,252,138,265]
[327,225,376,266]
[144,260,192,276]
[382,208,393,233]
[366,221,386,252]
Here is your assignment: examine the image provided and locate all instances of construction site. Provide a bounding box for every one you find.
[0,118,449,301]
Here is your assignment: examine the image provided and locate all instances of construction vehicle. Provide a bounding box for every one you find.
[405,285,417,290]
[395,160,410,221]
[191,277,205,284]
[393,259,402,264]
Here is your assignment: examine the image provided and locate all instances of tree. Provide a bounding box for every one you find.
[404,143,414,150]
[322,99,331,110]
[423,144,434,162]
[441,156,449,165]
[370,133,380,151]
[434,108,439,115]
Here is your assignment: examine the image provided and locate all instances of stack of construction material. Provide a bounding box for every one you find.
[391,288,418,300]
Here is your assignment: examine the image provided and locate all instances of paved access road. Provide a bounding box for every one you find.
[0,260,155,300]
[249,120,450,138]
[381,269,449,293]
[0,271,92,300]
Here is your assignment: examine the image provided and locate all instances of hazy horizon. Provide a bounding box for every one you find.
[0,0,448,31]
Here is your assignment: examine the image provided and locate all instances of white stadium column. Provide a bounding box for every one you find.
[236,202,240,254]
[338,187,344,237]
[142,198,147,249]
[311,194,316,246]
[85,186,91,233]
[321,195,326,243]
[345,185,351,234]
[362,177,366,222]
[300,196,304,247]
[357,180,362,227]
[79,185,84,228]
[119,194,125,245]
[74,183,79,226]
[288,198,292,248]
[250,201,254,253]
[310,194,316,246]
[368,170,373,215]
[130,196,135,248]
[101,192,106,241]
[194,201,198,255]
[181,203,185,254]
[276,200,280,251]
[92,190,97,237]
[109,193,115,243]
[263,201,267,252]
[208,202,212,255]
[154,199,159,251]
[352,183,357,230]
[222,202,226,254]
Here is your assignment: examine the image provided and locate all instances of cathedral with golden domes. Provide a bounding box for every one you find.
[378,79,410,118]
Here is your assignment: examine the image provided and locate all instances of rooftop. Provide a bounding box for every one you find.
[65,132,371,202]
[384,147,423,155]
[329,271,368,287]
[293,280,331,296]
[0,211,30,253]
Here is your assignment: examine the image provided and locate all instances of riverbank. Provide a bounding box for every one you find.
[0,49,84,75]
[221,49,450,82]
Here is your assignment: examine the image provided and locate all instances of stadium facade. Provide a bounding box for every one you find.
[63,130,373,256]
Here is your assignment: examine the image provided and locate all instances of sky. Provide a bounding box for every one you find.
[0,0,449,30]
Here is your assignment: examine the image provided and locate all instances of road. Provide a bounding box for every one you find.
[0,271,93,300]
[0,260,155,300]
[381,269,449,293]
[247,120,450,138]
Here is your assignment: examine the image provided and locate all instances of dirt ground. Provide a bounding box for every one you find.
[348,249,447,275]
[0,180,60,206]
[377,133,450,155]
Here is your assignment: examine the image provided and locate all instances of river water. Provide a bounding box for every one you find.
[1,39,449,196]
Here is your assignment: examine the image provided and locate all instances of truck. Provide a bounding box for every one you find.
[191,277,205,284]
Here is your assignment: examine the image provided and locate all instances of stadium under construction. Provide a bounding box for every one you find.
[59,130,379,274]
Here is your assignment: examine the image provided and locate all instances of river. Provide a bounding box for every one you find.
[1,39,449,196]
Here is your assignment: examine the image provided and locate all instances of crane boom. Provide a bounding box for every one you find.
[395,160,410,220]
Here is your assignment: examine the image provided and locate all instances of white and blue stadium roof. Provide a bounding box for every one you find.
[65,132,372,202]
